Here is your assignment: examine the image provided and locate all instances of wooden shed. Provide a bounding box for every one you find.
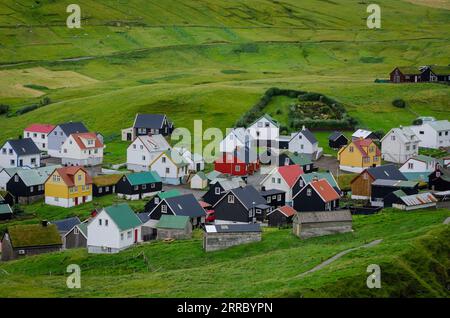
[203,223,261,252]
[156,215,192,240]
[267,205,296,227]
[292,210,352,239]
[190,171,208,189]
[64,222,88,249]
[0,203,13,221]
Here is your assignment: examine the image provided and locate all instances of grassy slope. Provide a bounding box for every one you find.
[0,208,448,297]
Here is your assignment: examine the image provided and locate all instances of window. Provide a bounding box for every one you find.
[26,132,30,137]
[374,156,379,162]
[369,147,374,153]
[1,148,5,154]
[161,205,167,213]
[436,171,441,177]
[105,220,109,226]
[121,233,124,240]
[257,122,263,128]
[162,157,166,163]
[439,132,442,137]
[142,184,147,190]
[256,209,262,214]
[363,173,368,180]
[78,175,82,181]
[391,135,396,141]
[408,163,413,169]
[99,219,102,226]
[228,195,234,203]
[142,156,146,161]
[18,250,26,255]
[413,145,416,150]
[74,227,79,235]
[33,133,37,138]
[277,194,281,201]
[41,134,45,139]
[151,183,155,188]
[406,146,410,151]
[31,158,36,164]
[284,158,290,166]
[30,186,34,193]
[99,187,103,194]
[419,131,424,135]
[272,177,275,183]
[105,186,109,192]
[127,231,132,239]
[267,196,271,203]
[277,178,281,184]
[165,168,170,174]
[215,187,221,195]
[55,197,59,202]
[235,166,240,172]
[133,144,136,149]
[54,131,57,135]
[349,146,354,153]
[155,197,160,204]
[8,149,12,154]
[265,122,270,127]
[14,175,19,182]
[140,145,143,149]
[134,185,139,190]
[307,188,312,197]
[299,180,304,187]
[10,159,15,165]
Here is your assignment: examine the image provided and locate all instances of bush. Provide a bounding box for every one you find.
[39,96,51,106]
[0,104,10,115]
[392,99,406,108]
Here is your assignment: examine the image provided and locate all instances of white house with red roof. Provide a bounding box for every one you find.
[260,164,304,204]
[23,124,55,152]
[293,179,340,212]
[60,133,104,166]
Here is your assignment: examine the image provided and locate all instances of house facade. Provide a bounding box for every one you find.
[23,124,55,152]
[328,131,348,150]
[126,135,171,172]
[92,174,122,197]
[201,178,243,206]
[214,147,260,177]
[277,151,314,173]
[47,122,88,157]
[116,171,162,200]
[0,138,40,169]
[260,188,286,209]
[203,223,262,252]
[381,126,420,164]
[190,171,208,189]
[60,133,104,166]
[338,138,381,173]
[149,150,189,185]
[247,114,280,147]
[45,166,93,208]
[420,65,450,83]
[293,179,340,212]
[122,113,174,141]
[64,222,88,249]
[390,67,422,83]
[428,165,450,191]
[399,155,439,174]
[267,205,296,227]
[408,119,450,149]
[287,126,321,159]
[260,165,304,204]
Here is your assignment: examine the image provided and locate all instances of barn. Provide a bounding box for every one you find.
[267,205,296,227]
[64,222,88,249]
[156,215,192,240]
[203,223,262,252]
[292,210,352,239]
[370,179,419,207]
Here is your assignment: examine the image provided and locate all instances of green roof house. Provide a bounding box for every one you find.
[190,171,208,189]
[0,203,13,220]
[156,215,192,240]
[116,171,162,200]
[1,222,62,261]
[87,203,143,254]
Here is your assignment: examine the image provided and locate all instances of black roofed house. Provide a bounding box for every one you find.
[92,174,123,197]
[116,171,162,200]
[328,131,349,150]
[203,223,262,252]
[260,187,286,209]
[292,210,353,239]
[286,126,321,160]
[428,165,450,191]
[64,222,88,249]
[390,66,422,83]
[267,205,296,227]
[277,151,314,173]
[156,215,192,240]
[122,113,174,141]
[213,185,271,223]
[144,189,182,213]
[420,65,450,83]
[51,216,81,237]
[0,138,41,168]
[47,122,88,158]
[0,203,13,221]
[201,177,244,206]
[293,179,340,212]
[370,179,419,207]
[1,222,62,261]
[148,193,206,227]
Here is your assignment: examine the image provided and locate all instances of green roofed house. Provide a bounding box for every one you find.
[116,171,162,200]
[0,203,13,221]
[87,203,142,254]
[144,189,182,214]
[1,222,62,261]
[278,151,314,173]
[421,65,450,83]
[390,66,422,83]
[190,171,208,189]
[156,215,192,240]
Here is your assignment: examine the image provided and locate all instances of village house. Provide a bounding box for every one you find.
[23,124,55,152]
[297,171,341,196]
[338,138,381,173]
[260,187,286,209]
[381,126,420,164]
[1,222,62,261]
[370,179,419,207]
[292,210,352,239]
[260,165,304,204]
[60,132,104,166]
[0,138,41,169]
[328,131,349,150]
[277,151,314,173]
[390,66,422,83]
[214,146,260,177]
[149,150,189,185]
[0,167,22,190]
[7,165,60,204]
[116,171,162,200]
[203,223,262,252]
[92,174,123,197]
[156,215,192,240]
[389,191,438,211]
[202,178,245,206]
[420,65,450,82]
[206,170,225,182]
[144,189,181,213]
[122,113,174,141]
[147,193,206,227]
[47,122,88,158]
[408,118,450,149]
[428,165,450,191]
[87,203,142,254]
[213,185,270,223]
[293,179,340,212]
[190,171,208,189]
[219,127,254,153]
[0,203,13,221]
[282,126,321,160]
[351,129,379,141]
[247,114,280,148]
[174,147,205,172]
[126,135,171,172]
[50,216,81,247]
[44,166,93,208]
[64,222,88,249]
[400,155,440,182]
[267,205,296,227]
[350,164,408,200]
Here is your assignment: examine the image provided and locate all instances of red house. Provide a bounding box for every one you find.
[214,147,260,176]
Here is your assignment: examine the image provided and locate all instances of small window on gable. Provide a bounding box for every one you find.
[307,188,312,197]
[99,219,102,226]
[161,205,167,213]
[215,187,221,195]
[228,195,234,203]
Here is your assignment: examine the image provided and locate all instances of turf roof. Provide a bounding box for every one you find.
[8,224,62,248]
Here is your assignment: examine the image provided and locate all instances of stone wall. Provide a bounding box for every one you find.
[203,232,261,252]
[293,221,352,239]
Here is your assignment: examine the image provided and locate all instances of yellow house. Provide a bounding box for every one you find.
[45,166,93,208]
[338,138,381,173]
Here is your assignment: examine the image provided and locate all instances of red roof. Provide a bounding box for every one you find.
[198,201,212,208]
[310,179,340,202]
[353,138,381,157]
[277,205,296,217]
[24,124,55,134]
[278,165,304,188]
[71,133,103,150]
[54,166,92,186]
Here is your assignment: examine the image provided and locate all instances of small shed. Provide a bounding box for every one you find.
[391,191,438,211]
[156,215,192,240]
[267,205,296,227]
[292,210,352,239]
[64,222,88,249]
[203,223,262,252]
[190,171,208,189]
[0,203,13,221]
[328,131,348,150]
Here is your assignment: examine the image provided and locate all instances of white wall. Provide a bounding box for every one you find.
[0,142,40,168]
[23,131,48,151]
[288,133,317,155]
[400,158,434,173]
[381,131,419,164]
[248,117,279,141]
[261,170,293,202]
[150,154,187,180]
[127,138,163,171]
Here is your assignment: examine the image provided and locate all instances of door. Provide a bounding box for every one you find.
[19,159,23,167]
[74,197,79,206]
[196,163,201,171]
[134,229,138,243]
[82,196,86,203]
[127,133,132,141]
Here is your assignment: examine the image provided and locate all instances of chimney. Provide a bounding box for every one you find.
[41,220,48,227]
[302,125,306,131]
[312,176,319,182]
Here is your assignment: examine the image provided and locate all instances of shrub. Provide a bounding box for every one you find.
[0,104,10,115]
[392,99,406,108]
[39,96,51,106]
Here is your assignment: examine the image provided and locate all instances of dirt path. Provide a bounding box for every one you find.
[443,217,450,225]
[296,239,383,278]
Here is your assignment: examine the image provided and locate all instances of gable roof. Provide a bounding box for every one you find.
[382,127,419,143]
[301,171,339,190]
[427,120,450,132]
[0,167,22,177]
[164,194,206,218]
[223,185,267,210]
[70,132,104,150]
[52,166,92,186]
[126,171,161,186]
[137,212,151,224]
[405,154,437,165]
[291,127,317,144]
[194,171,208,180]
[156,215,190,230]
[210,178,243,192]
[161,149,190,168]
[427,65,450,76]
[329,131,347,141]
[103,204,142,231]
[133,114,168,129]
[250,113,279,128]
[366,164,407,181]
[278,165,304,188]
[204,223,261,233]
[6,138,40,156]
[206,170,224,181]
[395,66,421,75]
[51,217,81,233]
[14,165,60,187]
[7,224,62,248]
[309,179,340,202]
[352,129,374,139]
[296,210,352,224]
[76,222,88,238]
[135,135,171,152]
[268,205,296,217]
[281,151,313,166]
[24,124,55,134]
[0,204,12,215]
[92,174,123,187]
[159,189,182,200]
[351,138,381,157]
[56,122,88,135]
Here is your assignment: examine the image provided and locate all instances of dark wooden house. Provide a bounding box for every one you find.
[0,203,13,221]
[428,165,450,191]
[420,65,450,83]
[201,178,243,206]
[267,205,296,227]
[116,171,162,200]
[328,131,349,150]
[1,222,62,261]
[63,222,88,249]
[277,151,314,173]
[370,179,419,207]
[92,174,123,197]
[133,113,174,137]
[144,189,181,213]
[293,179,340,212]
[390,67,422,83]
[260,187,286,209]
[213,185,271,223]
